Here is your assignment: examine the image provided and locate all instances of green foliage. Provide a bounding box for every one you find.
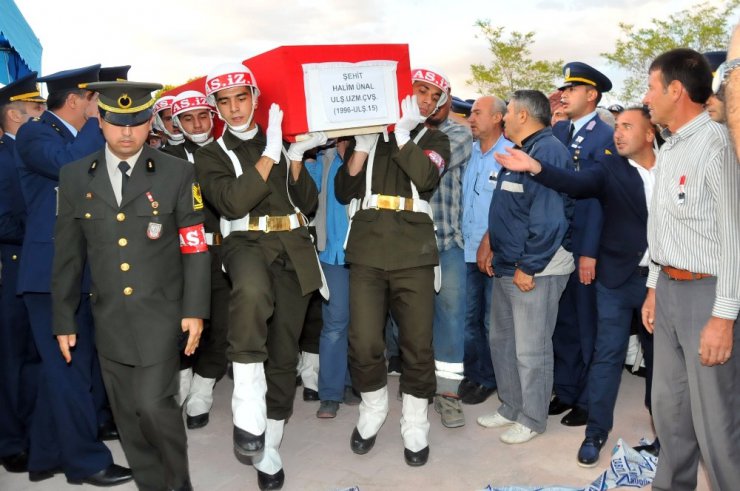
[468,20,563,99]
[602,0,740,103]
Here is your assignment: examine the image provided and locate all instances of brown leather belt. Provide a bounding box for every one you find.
[661,265,712,281]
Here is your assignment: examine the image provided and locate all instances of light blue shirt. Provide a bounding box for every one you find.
[306,150,348,265]
[570,110,598,139]
[462,135,514,262]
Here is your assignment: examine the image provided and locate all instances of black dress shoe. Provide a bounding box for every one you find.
[350,427,376,455]
[461,384,496,405]
[1,451,29,473]
[456,378,477,399]
[98,420,120,441]
[303,388,319,401]
[67,464,133,487]
[233,426,265,456]
[633,438,660,457]
[171,477,193,491]
[257,468,284,490]
[577,436,606,467]
[186,413,210,429]
[548,396,573,415]
[561,406,588,427]
[404,446,429,466]
[29,466,63,482]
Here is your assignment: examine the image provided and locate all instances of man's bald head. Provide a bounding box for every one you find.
[468,95,505,141]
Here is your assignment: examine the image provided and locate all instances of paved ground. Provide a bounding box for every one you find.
[0,369,710,491]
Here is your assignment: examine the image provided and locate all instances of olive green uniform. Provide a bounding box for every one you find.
[335,126,450,398]
[52,146,210,490]
[162,140,230,381]
[195,128,320,420]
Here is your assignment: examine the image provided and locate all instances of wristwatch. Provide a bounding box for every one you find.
[712,58,740,94]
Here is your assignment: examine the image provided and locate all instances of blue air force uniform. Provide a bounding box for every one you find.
[14,65,119,480]
[551,62,615,418]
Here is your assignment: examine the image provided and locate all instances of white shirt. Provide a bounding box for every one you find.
[105,144,143,206]
[627,155,657,267]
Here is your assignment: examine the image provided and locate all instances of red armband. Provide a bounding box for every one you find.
[179,224,208,254]
[424,150,446,175]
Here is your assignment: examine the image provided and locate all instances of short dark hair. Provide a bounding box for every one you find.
[649,48,712,104]
[510,90,551,127]
[46,88,88,111]
[622,105,664,148]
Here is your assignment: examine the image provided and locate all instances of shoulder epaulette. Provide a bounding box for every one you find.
[146,158,155,173]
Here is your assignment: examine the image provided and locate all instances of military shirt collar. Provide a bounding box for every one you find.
[48,110,78,137]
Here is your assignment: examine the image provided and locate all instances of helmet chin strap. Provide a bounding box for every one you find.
[220,86,259,133]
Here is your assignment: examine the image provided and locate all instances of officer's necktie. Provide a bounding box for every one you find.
[567,123,575,143]
[118,161,130,197]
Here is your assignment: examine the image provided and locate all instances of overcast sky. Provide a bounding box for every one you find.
[12,0,739,104]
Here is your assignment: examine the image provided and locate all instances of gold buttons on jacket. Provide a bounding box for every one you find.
[118,238,128,247]
[123,287,133,296]
[120,263,130,272]
[84,213,92,219]
[11,254,18,261]
[116,213,126,222]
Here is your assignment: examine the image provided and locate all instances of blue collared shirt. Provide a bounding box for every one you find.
[48,111,78,137]
[570,110,598,139]
[462,135,514,262]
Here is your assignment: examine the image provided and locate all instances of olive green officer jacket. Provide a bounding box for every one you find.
[52,145,211,367]
[194,128,321,296]
[335,126,451,271]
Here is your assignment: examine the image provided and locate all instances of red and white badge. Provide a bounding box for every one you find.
[178,224,208,254]
[424,150,446,174]
[171,91,212,117]
[153,96,174,115]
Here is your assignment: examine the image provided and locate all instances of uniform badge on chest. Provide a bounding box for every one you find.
[147,222,162,240]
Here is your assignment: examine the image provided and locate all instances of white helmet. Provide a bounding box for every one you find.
[171,90,215,145]
[411,66,451,113]
[152,95,184,143]
[205,62,260,133]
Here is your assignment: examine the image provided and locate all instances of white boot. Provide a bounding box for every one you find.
[298,352,320,392]
[232,362,267,435]
[253,419,284,475]
[176,368,193,407]
[186,374,216,417]
[400,393,430,453]
[357,386,389,439]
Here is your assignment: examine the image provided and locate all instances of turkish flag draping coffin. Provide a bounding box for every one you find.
[242,44,412,142]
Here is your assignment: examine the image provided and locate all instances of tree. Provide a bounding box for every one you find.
[468,20,563,98]
[602,0,740,103]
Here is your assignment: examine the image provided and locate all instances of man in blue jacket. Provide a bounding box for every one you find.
[0,73,45,474]
[476,90,573,444]
[495,107,658,465]
[14,64,131,486]
[549,62,615,427]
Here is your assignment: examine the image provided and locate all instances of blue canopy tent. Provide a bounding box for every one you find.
[0,0,42,84]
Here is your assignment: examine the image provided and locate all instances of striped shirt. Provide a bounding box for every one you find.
[430,118,473,252]
[647,112,740,319]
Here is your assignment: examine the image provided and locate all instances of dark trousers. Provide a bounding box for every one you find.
[180,247,230,379]
[552,266,597,407]
[0,249,39,458]
[463,263,496,389]
[300,290,323,355]
[224,245,311,421]
[586,270,648,439]
[99,355,187,491]
[348,264,435,398]
[24,293,112,479]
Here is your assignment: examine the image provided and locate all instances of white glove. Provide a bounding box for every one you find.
[394,95,425,147]
[287,132,328,162]
[353,133,379,154]
[261,103,284,163]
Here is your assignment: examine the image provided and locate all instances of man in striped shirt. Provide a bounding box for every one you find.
[641,48,740,491]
